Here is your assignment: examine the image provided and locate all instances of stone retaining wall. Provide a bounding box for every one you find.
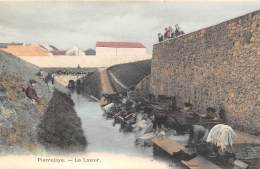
[150,10,260,135]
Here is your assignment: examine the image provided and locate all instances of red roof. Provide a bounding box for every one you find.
[96,42,145,48]
[51,50,66,55]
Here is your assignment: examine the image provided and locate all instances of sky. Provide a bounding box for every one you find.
[0,1,260,53]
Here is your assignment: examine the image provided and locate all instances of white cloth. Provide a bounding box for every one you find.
[134,119,153,137]
[206,124,236,152]
[103,103,115,113]
[122,98,127,104]
[135,132,155,146]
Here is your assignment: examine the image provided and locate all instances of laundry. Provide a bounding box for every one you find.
[102,103,115,114]
[206,124,236,152]
[135,132,155,146]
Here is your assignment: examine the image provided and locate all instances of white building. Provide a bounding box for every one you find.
[96,42,146,57]
[66,47,85,56]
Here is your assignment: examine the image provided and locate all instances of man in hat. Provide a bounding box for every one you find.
[25,79,40,103]
[183,102,196,122]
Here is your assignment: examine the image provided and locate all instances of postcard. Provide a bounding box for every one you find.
[0,1,259,169]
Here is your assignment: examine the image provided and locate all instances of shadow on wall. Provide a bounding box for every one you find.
[79,71,102,99]
[108,59,151,93]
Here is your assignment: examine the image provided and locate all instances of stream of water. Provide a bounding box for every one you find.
[71,93,184,169]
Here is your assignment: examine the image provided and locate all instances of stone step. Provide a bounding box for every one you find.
[233,160,248,169]
[152,136,185,155]
[181,156,222,169]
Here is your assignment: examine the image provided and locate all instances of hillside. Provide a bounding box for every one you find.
[0,51,87,153]
[0,51,51,153]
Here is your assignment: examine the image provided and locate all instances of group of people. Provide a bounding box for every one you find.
[101,91,236,162]
[102,90,141,130]
[158,24,185,42]
[159,101,235,161]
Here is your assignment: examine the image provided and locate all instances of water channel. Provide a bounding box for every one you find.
[71,93,184,169]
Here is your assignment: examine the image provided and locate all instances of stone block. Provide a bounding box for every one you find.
[233,160,248,169]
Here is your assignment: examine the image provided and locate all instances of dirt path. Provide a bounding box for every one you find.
[108,70,128,90]
[100,69,115,95]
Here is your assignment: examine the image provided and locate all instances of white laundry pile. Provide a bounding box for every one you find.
[134,117,155,146]
[135,132,155,146]
[102,103,115,114]
[133,119,153,137]
[206,124,236,152]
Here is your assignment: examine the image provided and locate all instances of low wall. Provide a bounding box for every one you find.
[18,54,151,68]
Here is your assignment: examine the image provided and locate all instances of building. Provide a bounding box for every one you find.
[96,41,146,56]
[0,43,23,49]
[1,43,49,57]
[50,50,67,56]
[65,47,85,56]
[38,43,58,52]
[84,48,96,55]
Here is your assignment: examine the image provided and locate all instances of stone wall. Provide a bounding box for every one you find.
[150,10,260,135]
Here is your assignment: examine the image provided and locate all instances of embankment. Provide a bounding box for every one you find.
[108,59,151,93]
[0,51,51,153]
[78,60,151,99]
[0,51,87,153]
[80,60,151,99]
[37,90,87,152]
